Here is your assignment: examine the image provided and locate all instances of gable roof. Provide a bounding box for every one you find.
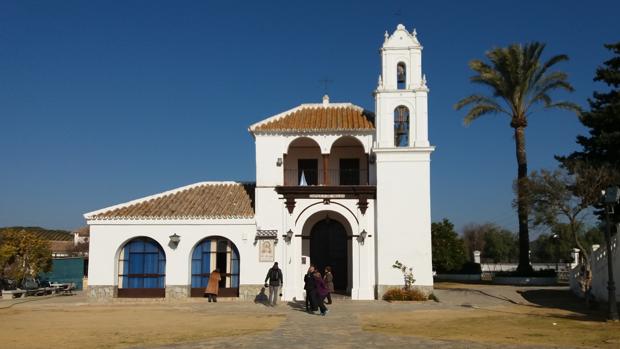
[84,182,255,221]
[249,98,374,134]
[383,24,421,49]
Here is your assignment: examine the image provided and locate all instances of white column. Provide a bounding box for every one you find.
[414,90,429,147]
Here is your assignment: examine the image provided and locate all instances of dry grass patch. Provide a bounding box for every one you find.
[0,305,284,349]
[360,305,620,348]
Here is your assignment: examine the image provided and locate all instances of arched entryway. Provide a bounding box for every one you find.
[117,237,166,298]
[309,216,351,293]
[190,237,240,297]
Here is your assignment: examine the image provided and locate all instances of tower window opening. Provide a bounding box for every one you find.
[397,62,406,89]
[394,106,410,147]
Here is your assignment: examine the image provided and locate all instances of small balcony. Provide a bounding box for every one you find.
[284,168,369,186]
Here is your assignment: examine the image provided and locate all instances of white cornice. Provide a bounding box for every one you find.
[87,218,256,225]
[373,146,435,153]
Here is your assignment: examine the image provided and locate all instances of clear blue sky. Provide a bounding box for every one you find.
[1,1,618,233]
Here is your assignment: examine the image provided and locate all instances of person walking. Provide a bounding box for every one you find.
[313,271,329,316]
[304,265,317,312]
[205,268,221,302]
[264,262,283,306]
[323,266,334,305]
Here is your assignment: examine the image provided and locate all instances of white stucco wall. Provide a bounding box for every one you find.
[87,219,278,287]
[374,148,433,288]
[589,237,620,302]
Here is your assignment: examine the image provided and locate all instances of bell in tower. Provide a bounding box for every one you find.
[397,63,406,89]
[394,105,409,147]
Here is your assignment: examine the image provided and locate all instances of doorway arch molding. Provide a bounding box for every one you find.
[294,201,359,238]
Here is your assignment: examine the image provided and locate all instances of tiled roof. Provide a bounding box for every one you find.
[255,230,278,240]
[73,226,90,237]
[0,227,73,241]
[250,103,375,133]
[50,241,74,253]
[85,182,255,220]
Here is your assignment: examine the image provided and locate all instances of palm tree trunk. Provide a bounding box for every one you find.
[514,126,533,274]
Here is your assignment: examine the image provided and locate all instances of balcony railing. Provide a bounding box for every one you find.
[283,169,369,186]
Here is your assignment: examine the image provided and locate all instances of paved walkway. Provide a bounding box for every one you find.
[150,286,581,349]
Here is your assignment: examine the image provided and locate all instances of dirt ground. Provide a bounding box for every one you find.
[2,284,619,349]
[0,303,284,349]
[361,282,620,348]
[361,305,620,348]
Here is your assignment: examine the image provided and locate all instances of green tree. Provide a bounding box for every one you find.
[526,166,611,264]
[431,219,466,272]
[482,228,519,263]
[0,229,52,284]
[558,42,620,222]
[455,43,580,273]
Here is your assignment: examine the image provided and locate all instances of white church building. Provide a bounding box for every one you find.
[84,24,435,301]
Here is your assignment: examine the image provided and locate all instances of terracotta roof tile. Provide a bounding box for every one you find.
[87,183,255,220]
[252,105,374,133]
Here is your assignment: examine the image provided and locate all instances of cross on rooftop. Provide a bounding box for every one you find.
[319,77,333,95]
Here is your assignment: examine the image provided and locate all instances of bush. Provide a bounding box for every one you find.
[382,287,428,301]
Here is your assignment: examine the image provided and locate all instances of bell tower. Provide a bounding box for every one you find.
[373,24,435,297]
[374,24,429,148]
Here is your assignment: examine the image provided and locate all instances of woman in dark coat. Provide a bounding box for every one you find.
[304,265,317,312]
[313,271,329,316]
[323,266,334,304]
[205,268,221,302]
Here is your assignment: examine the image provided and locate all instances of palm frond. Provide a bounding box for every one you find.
[456,41,577,126]
[546,101,582,114]
[463,104,505,126]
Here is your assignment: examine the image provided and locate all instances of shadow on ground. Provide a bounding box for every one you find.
[518,288,615,322]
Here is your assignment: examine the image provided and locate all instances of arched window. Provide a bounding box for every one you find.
[118,237,165,297]
[394,106,410,147]
[191,237,240,297]
[397,62,406,89]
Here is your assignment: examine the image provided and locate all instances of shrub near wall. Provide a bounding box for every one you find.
[382,288,428,301]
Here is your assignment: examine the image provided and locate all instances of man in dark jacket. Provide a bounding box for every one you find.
[303,265,317,312]
[264,262,283,306]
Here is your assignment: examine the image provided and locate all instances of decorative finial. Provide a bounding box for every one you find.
[412,28,417,37]
[384,30,389,42]
[323,94,330,105]
[397,24,406,30]
[377,75,383,88]
[421,74,427,87]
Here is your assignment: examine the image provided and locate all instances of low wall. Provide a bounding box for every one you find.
[589,236,620,302]
[435,274,481,282]
[492,276,557,286]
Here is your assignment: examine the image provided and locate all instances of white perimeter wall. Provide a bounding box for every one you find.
[590,236,620,302]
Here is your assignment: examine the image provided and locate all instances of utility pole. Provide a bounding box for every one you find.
[603,186,619,322]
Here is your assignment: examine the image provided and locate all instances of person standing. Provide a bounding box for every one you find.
[323,266,334,305]
[304,265,317,312]
[264,262,283,306]
[205,268,221,302]
[313,271,329,316]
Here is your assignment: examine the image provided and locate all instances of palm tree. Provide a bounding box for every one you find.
[455,42,579,273]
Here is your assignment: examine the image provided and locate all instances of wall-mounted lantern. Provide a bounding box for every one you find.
[282,229,294,242]
[169,233,181,248]
[276,157,283,167]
